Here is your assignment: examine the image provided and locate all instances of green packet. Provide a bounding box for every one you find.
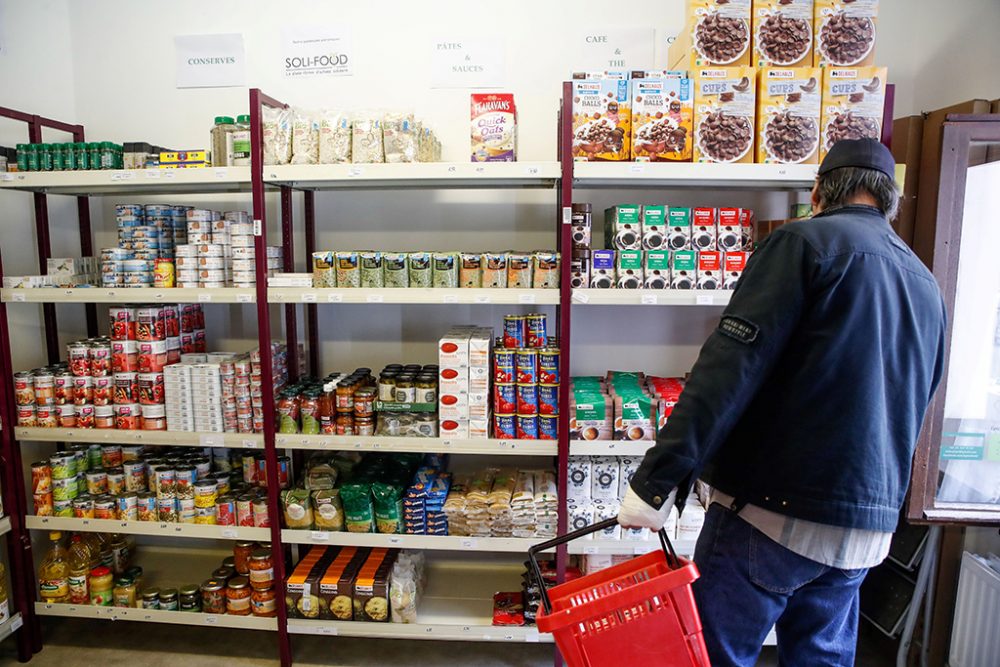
[340,483,374,533]
[371,482,403,534]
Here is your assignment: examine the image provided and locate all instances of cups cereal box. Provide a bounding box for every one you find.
[471,93,517,162]
[752,0,814,68]
[693,66,756,163]
[820,66,886,160]
[756,67,822,164]
[688,0,752,68]
[631,74,694,162]
[572,75,631,162]
[814,0,878,68]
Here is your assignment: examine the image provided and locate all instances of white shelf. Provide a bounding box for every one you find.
[0,614,23,643]
[0,168,251,195]
[26,515,271,541]
[571,289,731,307]
[276,434,556,456]
[0,517,10,537]
[573,162,817,189]
[268,287,559,305]
[569,440,652,456]
[280,530,551,553]
[263,162,560,190]
[16,427,263,449]
[288,618,548,643]
[35,602,277,631]
[567,538,698,556]
[1,287,256,304]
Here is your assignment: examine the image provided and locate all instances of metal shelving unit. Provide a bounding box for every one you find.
[280,530,550,552]
[571,289,732,307]
[568,440,653,457]
[35,603,278,630]
[25,516,270,542]
[15,428,263,449]
[1,287,256,304]
[572,161,818,189]
[0,167,251,195]
[263,161,560,190]
[268,287,558,305]
[275,434,556,456]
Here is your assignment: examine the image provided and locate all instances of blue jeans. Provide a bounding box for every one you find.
[692,504,869,667]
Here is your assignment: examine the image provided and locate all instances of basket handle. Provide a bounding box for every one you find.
[528,516,680,615]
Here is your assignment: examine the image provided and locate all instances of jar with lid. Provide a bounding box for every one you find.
[355,416,375,436]
[318,383,336,434]
[39,144,53,171]
[140,587,160,609]
[226,576,251,615]
[231,115,251,166]
[335,412,354,436]
[335,382,355,412]
[211,116,236,167]
[378,372,397,402]
[212,565,235,583]
[222,556,237,570]
[394,375,416,403]
[354,388,375,418]
[50,143,64,171]
[415,375,437,404]
[300,390,321,435]
[179,584,201,611]
[248,549,273,591]
[416,413,438,437]
[113,577,136,608]
[201,579,226,614]
[251,587,276,617]
[233,541,254,575]
[277,389,300,434]
[89,566,114,606]
[159,587,179,611]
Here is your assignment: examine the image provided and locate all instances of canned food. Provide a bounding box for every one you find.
[136,307,165,342]
[33,372,55,405]
[515,348,538,384]
[32,462,52,494]
[516,414,538,440]
[252,497,270,527]
[193,479,218,508]
[52,476,79,501]
[137,372,164,405]
[107,469,125,496]
[153,466,175,498]
[237,494,255,527]
[526,314,547,348]
[50,453,77,480]
[516,383,539,415]
[101,445,123,469]
[94,404,115,428]
[109,307,137,340]
[111,340,138,372]
[14,371,34,405]
[138,341,167,373]
[178,498,197,524]
[118,492,139,521]
[67,343,90,376]
[153,259,175,288]
[503,315,526,349]
[494,413,516,439]
[538,349,560,384]
[114,372,138,404]
[57,403,77,428]
[174,465,197,499]
[92,376,113,405]
[493,348,515,384]
[88,343,111,377]
[157,497,177,522]
[33,493,54,517]
[76,403,95,429]
[94,495,117,520]
[72,496,95,519]
[54,371,74,405]
[538,384,559,416]
[123,461,146,492]
[114,404,140,430]
[70,375,92,405]
[539,415,558,440]
[121,445,143,463]
[216,495,236,526]
[53,500,74,518]
[85,469,109,495]
[241,454,257,485]
[137,492,157,521]
[36,405,57,428]
[16,405,36,427]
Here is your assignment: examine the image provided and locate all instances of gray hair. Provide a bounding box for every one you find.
[816,167,901,220]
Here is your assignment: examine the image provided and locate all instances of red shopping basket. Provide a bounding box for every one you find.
[529,517,711,667]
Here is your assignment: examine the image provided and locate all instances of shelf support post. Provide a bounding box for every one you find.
[303,190,319,375]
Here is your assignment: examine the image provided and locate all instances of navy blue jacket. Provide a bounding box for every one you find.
[630,205,947,532]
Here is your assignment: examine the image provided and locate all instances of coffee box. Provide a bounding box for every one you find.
[616,250,643,289]
[590,250,616,288]
[724,251,749,289]
[618,457,642,499]
[819,66,887,160]
[753,0,815,68]
[814,0,878,68]
[693,67,756,163]
[686,0,753,68]
[570,250,591,289]
[591,456,621,500]
[631,75,694,162]
[671,250,697,289]
[716,208,743,252]
[692,208,718,251]
[739,208,755,250]
[470,93,517,162]
[667,208,693,251]
[643,250,671,289]
[641,205,668,250]
[756,67,822,164]
[570,389,613,441]
[696,251,722,290]
[604,205,642,250]
[572,75,632,161]
[567,457,592,501]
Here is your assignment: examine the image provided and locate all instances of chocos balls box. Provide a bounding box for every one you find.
[752,0,815,68]
[631,73,693,162]
[689,0,752,67]
[820,66,887,160]
[814,0,879,68]
[756,67,822,164]
[694,67,756,163]
[572,74,631,161]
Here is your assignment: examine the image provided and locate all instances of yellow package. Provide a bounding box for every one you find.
[693,67,756,163]
[688,0,752,68]
[756,67,822,164]
[819,66,887,160]
[814,0,879,67]
[571,75,631,161]
[752,0,814,67]
[631,75,694,162]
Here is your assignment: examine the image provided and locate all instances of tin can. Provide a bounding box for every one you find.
[516,383,539,415]
[85,469,109,495]
[33,493,54,516]
[57,403,77,428]
[72,496,95,519]
[494,348,515,384]
[121,445,143,463]
[213,472,231,496]
[52,476,79,502]
[493,383,516,414]
[107,468,126,496]
[137,340,167,373]
[118,492,139,521]
[526,314,548,348]
[54,371,74,405]
[177,498,196,524]
[50,453,76,480]
[277,456,291,489]
[153,259,175,288]
[153,466,175,498]
[94,495,117,520]
[539,415,558,440]
[76,403,95,429]
[538,384,559,416]
[111,340,138,373]
[236,493,255,527]
[195,506,216,525]
[538,348,560,384]
[137,372,164,405]
[494,413,516,439]
[92,376,113,405]
[16,405,36,427]
[88,342,111,377]
[252,497,270,527]
[516,414,539,440]
[94,405,114,429]
[108,307,137,341]
[174,465,197,499]
[137,492,157,521]
[122,461,146,492]
[194,479,218,508]
[87,444,102,470]
[114,404,140,430]
[515,348,538,384]
[502,315,526,349]
[101,444,123,469]
[33,371,54,405]
[157,497,177,522]
[70,447,89,474]
[36,405,57,428]
[31,461,52,494]
[53,500,74,518]
[216,495,237,526]
[14,371,35,406]
[114,372,138,404]
[241,454,257,485]
[71,376,92,405]
[141,404,166,430]
[136,307,165,342]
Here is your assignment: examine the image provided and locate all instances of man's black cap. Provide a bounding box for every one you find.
[818,138,895,180]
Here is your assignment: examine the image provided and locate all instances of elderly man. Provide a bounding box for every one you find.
[618,139,947,666]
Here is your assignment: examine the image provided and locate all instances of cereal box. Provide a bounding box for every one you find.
[572,75,631,161]
[756,67,822,164]
[752,0,814,67]
[820,66,887,160]
[631,75,693,162]
[814,0,878,68]
[688,0,752,68]
[693,67,756,163]
[470,93,517,162]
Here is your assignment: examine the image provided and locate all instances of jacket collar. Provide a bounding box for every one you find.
[812,204,889,224]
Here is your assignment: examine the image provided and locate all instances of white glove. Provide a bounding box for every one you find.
[618,486,676,530]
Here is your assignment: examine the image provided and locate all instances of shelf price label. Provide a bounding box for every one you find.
[310,531,330,542]
[442,294,458,304]
[204,615,218,625]
[221,528,238,538]
[237,293,253,303]
[696,294,714,306]
[640,294,658,305]
[366,294,384,303]
[388,536,402,545]
[583,545,600,555]
[518,293,536,304]
[327,293,343,303]
[348,166,364,178]
[11,293,25,302]
[474,294,491,304]
[461,538,477,549]
[630,163,646,173]
[572,290,589,304]
[526,165,540,176]
[144,170,160,179]
[197,293,212,303]
[214,169,228,180]
[162,170,176,180]
[10,616,23,632]
[318,626,337,635]
[242,439,259,449]
[301,292,317,303]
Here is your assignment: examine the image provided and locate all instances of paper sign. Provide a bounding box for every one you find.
[281,26,352,78]
[572,27,655,71]
[174,34,246,88]
[431,37,505,89]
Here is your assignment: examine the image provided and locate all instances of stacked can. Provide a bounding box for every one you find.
[494,313,559,440]
[233,356,254,433]
[227,211,255,287]
[100,247,134,287]
[192,363,225,432]
[143,205,177,260]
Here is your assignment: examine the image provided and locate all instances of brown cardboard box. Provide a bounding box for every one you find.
[352,548,394,622]
[819,67,887,160]
[890,115,924,247]
[318,546,368,620]
[752,0,814,68]
[814,0,878,68]
[912,99,992,267]
[756,67,822,164]
[285,546,338,619]
[681,0,753,69]
[693,67,757,163]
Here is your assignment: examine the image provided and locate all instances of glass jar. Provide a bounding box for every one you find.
[159,588,179,611]
[179,584,201,611]
[211,116,236,167]
[221,556,237,570]
[248,549,273,591]
[415,375,437,404]
[335,382,355,412]
[416,413,438,437]
[318,383,336,434]
[226,576,251,615]
[378,372,397,402]
[277,390,300,434]
[140,587,160,609]
[394,374,416,403]
[89,566,114,606]
[354,388,375,418]
[300,390,320,435]
[201,579,226,614]
[355,416,375,436]
[233,541,254,576]
[232,115,251,167]
[251,587,276,617]
[212,566,235,583]
[113,577,136,608]
[335,412,354,436]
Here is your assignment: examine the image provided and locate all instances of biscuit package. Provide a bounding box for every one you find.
[693,67,756,163]
[819,66,887,160]
[756,67,822,164]
[631,74,693,162]
[572,74,631,161]
[470,93,517,162]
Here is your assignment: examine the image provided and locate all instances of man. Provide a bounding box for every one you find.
[618,139,947,667]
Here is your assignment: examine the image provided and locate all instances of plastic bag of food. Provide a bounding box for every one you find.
[263,106,292,166]
[319,110,352,164]
[390,556,419,623]
[372,482,403,534]
[291,109,320,165]
[352,115,384,163]
[282,488,314,529]
[340,482,374,533]
[383,112,417,163]
[312,488,344,531]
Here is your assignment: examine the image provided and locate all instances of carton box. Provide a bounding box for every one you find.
[590,250,616,288]
[568,457,592,501]
[643,250,671,289]
[671,250,697,289]
[353,549,395,622]
[286,546,338,619]
[693,67,756,163]
[319,547,368,620]
[439,419,469,439]
[438,330,470,368]
[756,67,822,164]
[571,76,632,161]
[739,208,755,250]
[814,0,878,68]
[684,0,752,68]
[724,252,749,289]
[752,0,814,68]
[667,208,693,250]
[819,66,887,160]
[692,208,718,251]
[641,206,668,250]
[615,250,644,289]
[631,75,694,162]
[471,93,517,162]
[591,456,621,500]
[696,251,723,290]
[604,205,642,250]
[716,208,743,252]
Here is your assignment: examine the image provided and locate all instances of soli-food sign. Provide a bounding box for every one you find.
[285,52,349,72]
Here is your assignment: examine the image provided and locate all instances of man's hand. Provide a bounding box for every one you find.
[618,486,676,530]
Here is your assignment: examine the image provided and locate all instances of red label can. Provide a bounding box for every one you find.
[539,415,558,440]
[516,383,539,415]
[538,383,559,415]
[215,496,236,526]
[538,349,560,385]
[494,383,516,414]
[502,315,526,349]
[526,314,547,348]
[494,348,515,383]
[515,348,538,384]
[516,414,538,440]
[108,307,136,341]
[494,413,516,439]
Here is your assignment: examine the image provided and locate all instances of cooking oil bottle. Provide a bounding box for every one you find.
[38,531,70,604]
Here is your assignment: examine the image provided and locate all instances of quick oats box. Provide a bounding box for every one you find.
[688,0,752,68]
[819,66,886,160]
[814,0,878,68]
[631,74,693,162]
[752,0,814,68]
[693,67,756,164]
[572,73,631,161]
[471,93,517,162]
[756,67,822,164]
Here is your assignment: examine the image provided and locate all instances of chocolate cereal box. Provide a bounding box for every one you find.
[693,67,756,163]
[814,0,878,68]
[572,74,631,161]
[631,74,693,162]
[752,0,814,68]
[756,67,822,164]
[819,66,886,160]
[688,0,752,68]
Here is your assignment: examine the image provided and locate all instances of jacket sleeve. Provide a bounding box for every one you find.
[629,228,818,509]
